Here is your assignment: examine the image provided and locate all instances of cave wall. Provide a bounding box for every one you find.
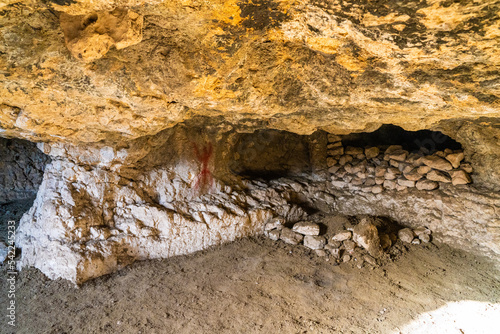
[0,137,49,204]
[16,123,308,284]
[15,120,500,284]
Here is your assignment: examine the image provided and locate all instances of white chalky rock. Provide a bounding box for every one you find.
[292,221,320,236]
[304,235,326,250]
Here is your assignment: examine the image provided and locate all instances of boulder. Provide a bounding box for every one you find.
[352,218,383,258]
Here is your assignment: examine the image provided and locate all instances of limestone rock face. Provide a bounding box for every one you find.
[0,0,499,143]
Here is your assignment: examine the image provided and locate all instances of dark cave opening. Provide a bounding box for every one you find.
[0,138,50,243]
[341,124,462,153]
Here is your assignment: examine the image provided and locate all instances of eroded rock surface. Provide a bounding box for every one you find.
[0,0,498,143]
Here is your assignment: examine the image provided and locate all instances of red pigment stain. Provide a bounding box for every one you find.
[193,142,213,193]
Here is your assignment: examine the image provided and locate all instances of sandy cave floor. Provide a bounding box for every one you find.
[1,231,500,334]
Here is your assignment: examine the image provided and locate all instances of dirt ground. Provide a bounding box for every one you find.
[1,232,499,334]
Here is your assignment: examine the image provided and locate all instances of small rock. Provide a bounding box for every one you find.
[331,180,347,188]
[304,235,326,250]
[329,147,344,156]
[332,231,352,242]
[375,166,387,177]
[343,240,357,253]
[417,165,432,175]
[403,169,423,181]
[415,179,439,190]
[339,155,353,166]
[411,239,421,245]
[398,178,415,188]
[345,146,364,155]
[327,141,343,149]
[267,229,281,241]
[387,150,408,162]
[357,172,368,180]
[342,254,351,263]
[396,184,407,191]
[328,165,341,174]
[385,145,403,154]
[365,147,380,159]
[264,217,284,231]
[364,178,376,186]
[445,152,464,168]
[398,228,414,243]
[422,155,453,171]
[426,170,452,183]
[413,227,431,237]
[327,157,337,167]
[326,240,342,249]
[363,255,377,266]
[292,221,320,236]
[315,249,327,257]
[280,228,304,245]
[356,154,366,160]
[372,185,384,194]
[406,153,423,165]
[329,248,341,259]
[419,234,431,243]
[383,179,397,190]
[375,177,385,185]
[450,170,472,185]
[389,159,400,168]
[385,167,400,180]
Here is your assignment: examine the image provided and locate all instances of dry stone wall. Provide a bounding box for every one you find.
[326,134,472,194]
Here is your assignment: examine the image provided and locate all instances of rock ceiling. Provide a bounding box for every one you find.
[0,0,499,143]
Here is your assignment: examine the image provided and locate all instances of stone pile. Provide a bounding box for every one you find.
[265,216,433,268]
[326,134,472,194]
